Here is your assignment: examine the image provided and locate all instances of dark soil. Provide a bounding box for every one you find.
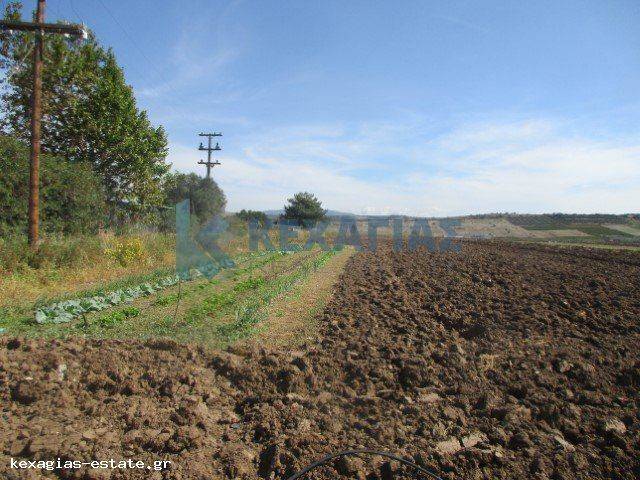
[1,242,639,479]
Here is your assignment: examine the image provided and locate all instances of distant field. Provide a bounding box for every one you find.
[504,217,640,237]
[457,218,531,238]
[526,228,589,238]
[524,225,566,231]
[533,240,640,252]
[575,224,633,237]
[454,214,640,249]
[507,214,638,231]
[605,224,640,236]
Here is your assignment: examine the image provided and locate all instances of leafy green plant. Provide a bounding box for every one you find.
[97,306,140,328]
[153,293,179,306]
[35,275,180,324]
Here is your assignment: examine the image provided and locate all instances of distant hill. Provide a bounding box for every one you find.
[263,209,355,217]
[231,210,640,244]
[255,211,639,224]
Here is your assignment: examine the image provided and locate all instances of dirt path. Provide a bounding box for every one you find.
[252,247,354,348]
[1,242,639,479]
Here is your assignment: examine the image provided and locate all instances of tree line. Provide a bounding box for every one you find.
[0,2,225,235]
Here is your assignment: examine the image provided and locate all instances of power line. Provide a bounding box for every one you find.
[91,0,204,135]
[49,0,63,21]
[3,44,34,84]
[68,0,82,24]
[94,0,169,84]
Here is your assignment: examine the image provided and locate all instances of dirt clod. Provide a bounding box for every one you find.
[1,242,639,479]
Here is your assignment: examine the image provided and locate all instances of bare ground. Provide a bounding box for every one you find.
[1,242,639,479]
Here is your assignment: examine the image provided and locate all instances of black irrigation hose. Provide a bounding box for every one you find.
[284,449,444,480]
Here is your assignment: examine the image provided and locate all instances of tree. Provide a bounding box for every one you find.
[0,135,106,235]
[163,172,226,224]
[0,2,168,210]
[282,192,327,227]
[236,209,268,227]
[66,53,169,207]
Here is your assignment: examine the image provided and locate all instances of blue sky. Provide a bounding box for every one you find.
[21,0,640,215]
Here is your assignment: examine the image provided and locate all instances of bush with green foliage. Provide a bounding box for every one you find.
[163,172,226,224]
[0,135,106,236]
[282,192,327,227]
[236,209,268,227]
[104,237,146,266]
[96,306,140,328]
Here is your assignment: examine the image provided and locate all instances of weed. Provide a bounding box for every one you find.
[202,291,236,310]
[105,237,146,266]
[184,290,237,324]
[215,302,265,342]
[95,306,140,329]
[0,234,104,273]
[153,293,179,306]
[233,276,266,292]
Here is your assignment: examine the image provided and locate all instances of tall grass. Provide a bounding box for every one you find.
[0,231,176,314]
[0,231,176,274]
[0,234,104,273]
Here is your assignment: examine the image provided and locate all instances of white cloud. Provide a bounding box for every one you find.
[167,116,640,216]
[139,47,237,99]
[438,119,556,152]
[138,13,241,99]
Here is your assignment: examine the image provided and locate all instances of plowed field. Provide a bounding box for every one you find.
[2,242,639,479]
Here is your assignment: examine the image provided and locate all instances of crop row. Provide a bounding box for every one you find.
[34,276,182,324]
[33,250,285,326]
[214,249,337,342]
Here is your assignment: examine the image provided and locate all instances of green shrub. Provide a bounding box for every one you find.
[163,172,226,224]
[236,209,268,227]
[0,135,107,236]
[153,293,178,306]
[0,231,172,274]
[282,192,327,227]
[202,291,235,310]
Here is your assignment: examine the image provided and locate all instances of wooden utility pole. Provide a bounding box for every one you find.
[28,0,45,247]
[0,1,85,246]
[198,132,222,179]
